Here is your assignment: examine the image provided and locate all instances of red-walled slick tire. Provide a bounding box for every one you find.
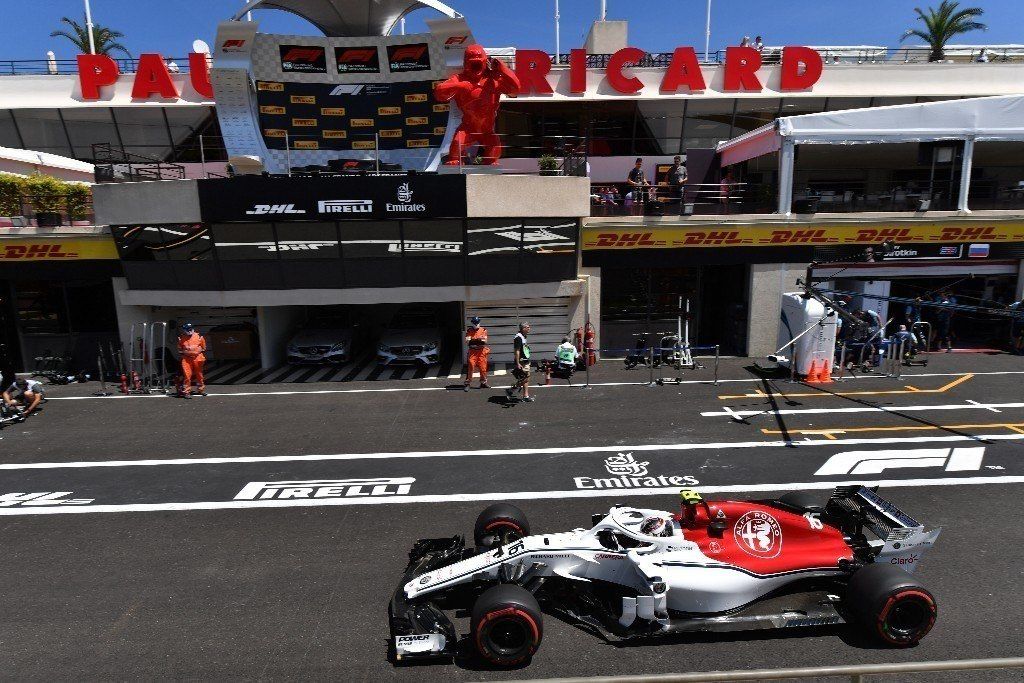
[847,563,937,646]
[473,503,530,549]
[471,584,543,667]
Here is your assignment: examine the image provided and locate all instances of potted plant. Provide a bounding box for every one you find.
[538,154,560,176]
[23,173,68,226]
[0,173,24,218]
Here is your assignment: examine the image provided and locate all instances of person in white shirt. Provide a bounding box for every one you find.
[977,48,990,63]
[754,36,764,53]
[3,378,44,419]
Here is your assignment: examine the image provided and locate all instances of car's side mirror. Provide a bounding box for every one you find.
[708,520,728,538]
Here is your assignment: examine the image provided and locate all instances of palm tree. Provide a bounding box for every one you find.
[901,1,986,62]
[50,16,130,58]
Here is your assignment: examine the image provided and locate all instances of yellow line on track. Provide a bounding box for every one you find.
[760,419,1024,437]
[717,373,974,400]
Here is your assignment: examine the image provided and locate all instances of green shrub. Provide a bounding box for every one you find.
[0,173,23,216]
[0,172,94,219]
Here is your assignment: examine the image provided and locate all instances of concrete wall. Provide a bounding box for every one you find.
[747,263,804,357]
[466,174,589,218]
[93,179,201,225]
[118,280,585,308]
[256,305,305,369]
[584,21,628,53]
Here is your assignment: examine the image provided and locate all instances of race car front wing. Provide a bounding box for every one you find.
[388,536,468,662]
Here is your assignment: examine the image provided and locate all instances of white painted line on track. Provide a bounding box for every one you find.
[0,474,1021,516]
[967,399,1002,413]
[701,401,1024,418]
[1,432,1019,472]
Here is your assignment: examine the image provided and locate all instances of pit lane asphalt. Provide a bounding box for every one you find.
[2,355,1023,679]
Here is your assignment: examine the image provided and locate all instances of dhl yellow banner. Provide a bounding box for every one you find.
[582,221,1024,250]
[0,237,118,260]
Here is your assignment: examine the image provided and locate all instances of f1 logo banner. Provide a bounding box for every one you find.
[815,447,985,476]
[280,45,327,73]
[335,46,381,74]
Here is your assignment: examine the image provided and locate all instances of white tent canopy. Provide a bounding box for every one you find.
[232,0,460,37]
[715,95,1024,214]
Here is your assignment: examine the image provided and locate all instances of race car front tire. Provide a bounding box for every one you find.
[846,563,937,646]
[474,503,531,549]
[471,584,543,667]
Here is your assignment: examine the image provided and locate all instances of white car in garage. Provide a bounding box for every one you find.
[286,313,361,364]
[377,309,444,365]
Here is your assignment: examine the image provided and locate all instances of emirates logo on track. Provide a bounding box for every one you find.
[734,511,782,558]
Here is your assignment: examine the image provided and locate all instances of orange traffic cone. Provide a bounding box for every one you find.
[816,360,833,384]
[805,360,818,383]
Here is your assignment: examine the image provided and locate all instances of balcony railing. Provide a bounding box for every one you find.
[0,56,193,76]
[0,193,94,227]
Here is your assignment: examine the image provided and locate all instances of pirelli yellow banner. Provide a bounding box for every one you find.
[0,238,118,260]
[582,221,1024,250]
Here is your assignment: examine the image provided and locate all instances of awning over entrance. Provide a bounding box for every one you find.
[718,95,1024,167]
[716,95,1024,214]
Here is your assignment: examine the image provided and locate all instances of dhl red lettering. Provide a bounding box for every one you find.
[704,231,740,244]
[683,232,709,245]
[615,233,649,247]
[768,230,794,244]
[788,229,828,243]
[594,233,620,247]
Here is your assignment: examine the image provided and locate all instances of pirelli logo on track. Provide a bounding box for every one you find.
[405,116,428,126]
[352,140,376,149]
[405,93,428,103]
[259,105,286,115]
[290,95,316,104]
[234,478,415,501]
[377,106,402,116]
[350,118,374,127]
[321,107,346,116]
[322,130,348,139]
[407,139,430,148]
[292,118,318,127]
[257,81,284,91]
[433,126,447,136]
[293,140,319,149]
[432,103,449,113]
[379,129,403,138]
[263,129,287,138]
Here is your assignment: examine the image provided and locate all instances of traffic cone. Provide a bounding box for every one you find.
[805,360,818,383]
[816,360,833,384]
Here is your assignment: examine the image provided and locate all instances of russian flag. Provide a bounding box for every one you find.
[968,243,990,258]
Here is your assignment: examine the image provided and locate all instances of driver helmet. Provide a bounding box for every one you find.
[640,515,672,537]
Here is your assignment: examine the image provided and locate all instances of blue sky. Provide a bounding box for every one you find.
[8,1,1022,60]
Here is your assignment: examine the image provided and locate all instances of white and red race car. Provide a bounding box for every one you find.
[389,487,940,667]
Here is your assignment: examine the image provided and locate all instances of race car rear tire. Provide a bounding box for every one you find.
[474,503,530,549]
[471,584,543,667]
[846,563,937,646]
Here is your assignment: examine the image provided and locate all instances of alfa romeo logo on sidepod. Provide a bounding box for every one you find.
[734,510,782,558]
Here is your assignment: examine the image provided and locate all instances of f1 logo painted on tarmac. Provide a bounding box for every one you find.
[815,447,985,476]
[0,492,93,506]
[234,477,414,500]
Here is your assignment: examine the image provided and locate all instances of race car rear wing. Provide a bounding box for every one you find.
[826,486,940,573]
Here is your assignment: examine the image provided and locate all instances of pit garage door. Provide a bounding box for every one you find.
[464,297,572,363]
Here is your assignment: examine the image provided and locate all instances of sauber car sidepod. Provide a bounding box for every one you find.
[389,487,940,666]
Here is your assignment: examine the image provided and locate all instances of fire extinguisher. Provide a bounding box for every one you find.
[119,371,129,394]
[573,327,584,353]
[584,322,596,367]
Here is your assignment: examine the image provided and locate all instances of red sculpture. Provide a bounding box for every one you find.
[435,44,520,165]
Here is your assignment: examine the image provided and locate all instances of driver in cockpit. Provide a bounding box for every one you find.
[639,515,674,537]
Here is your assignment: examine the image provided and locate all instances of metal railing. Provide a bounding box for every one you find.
[590,182,761,216]
[92,143,186,183]
[0,56,192,76]
[526,657,1024,682]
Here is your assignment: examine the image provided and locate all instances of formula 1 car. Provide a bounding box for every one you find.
[389,487,940,666]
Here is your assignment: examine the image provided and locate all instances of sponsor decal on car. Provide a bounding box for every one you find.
[574,453,699,490]
[234,477,415,500]
[733,510,783,559]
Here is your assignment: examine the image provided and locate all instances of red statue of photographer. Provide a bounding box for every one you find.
[435,44,520,165]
